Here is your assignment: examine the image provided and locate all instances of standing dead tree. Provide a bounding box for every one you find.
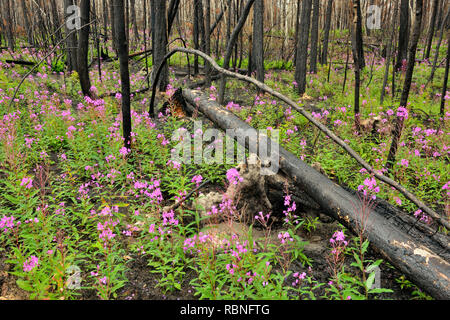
[218,0,256,104]
[386,0,424,171]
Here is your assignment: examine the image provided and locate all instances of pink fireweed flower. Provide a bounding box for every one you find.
[396,106,408,120]
[278,231,293,244]
[23,256,39,272]
[191,175,203,187]
[398,159,409,167]
[20,177,33,189]
[226,168,243,186]
[119,147,130,156]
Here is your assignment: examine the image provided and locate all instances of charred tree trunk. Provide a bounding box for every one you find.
[77,0,92,97]
[396,0,410,70]
[320,0,333,65]
[424,0,439,60]
[381,0,399,105]
[129,0,139,43]
[193,0,200,75]
[64,0,78,72]
[151,0,168,94]
[294,0,312,96]
[386,0,423,171]
[205,0,212,87]
[252,0,264,86]
[4,0,14,51]
[113,0,132,149]
[110,0,118,54]
[293,0,301,67]
[218,0,255,104]
[440,34,450,118]
[21,0,34,46]
[168,0,181,37]
[309,0,319,73]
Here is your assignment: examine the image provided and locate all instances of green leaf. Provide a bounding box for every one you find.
[366,272,376,290]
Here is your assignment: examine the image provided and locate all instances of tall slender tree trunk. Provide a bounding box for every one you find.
[205,0,212,87]
[193,0,200,75]
[130,0,139,43]
[440,34,450,118]
[320,0,333,65]
[252,0,264,86]
[386,0,423,171]
[4,0,14,51]
[21,0,34,46]
[77,0,92,97]
[381,0,399,104]
[309,0,319,73]
[351,0,362,131]
[293,0,301,66]
[113,0,132,149]
[424,0,439,60]
[152,0,168,93]
[396,0,410,70]
[218,0,256,104]
[64,0,78,72]
[294,0,312,96]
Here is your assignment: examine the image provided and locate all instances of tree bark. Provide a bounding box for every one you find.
[320,0,333,65]
[396,0,410,70]
[309,0,319,73]
[386,0,423,171]
[251,0,264,85]
[424,0,439,60]
[130,0,139,43]
[440,33,450,118]
[294,0,312,96]
[113,0,132,148]
[77,0,92,97]
[151,0,169,93]
[218,0,256,104]
[64,0,78,72]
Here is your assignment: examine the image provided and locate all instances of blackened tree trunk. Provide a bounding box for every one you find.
[381,0,399,104]
[113,0,132,149]
[294,0,312,96]
[351,0,362,131]
[396,0,410,70]
[167,0,181,37]
[252,0,264,85]
[110,1,118,54]
[50,0,62,45]
[440,34,450,118]
[130,0,139,43]
[193,0,200,75]
[309,0,319,73]
[205,0,212,87]
[77,0,92,97]
[424,0,439,60]
[218,0,256,104]
[65,0,78,72]
[293,0,301,66]
[386,0,423,171]
[152,0,168,92]
[21,0,34,46]
[320,0,333,65]
[354,0,365,69]
[103,0,109,41]
[4,0,14,51]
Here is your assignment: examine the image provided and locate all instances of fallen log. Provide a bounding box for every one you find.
[182,88,450,300]
[4,59,35,66]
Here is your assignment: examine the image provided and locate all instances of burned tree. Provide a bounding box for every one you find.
[294,0,312,96]
[386,0,424,171]
[113,0,132,148]
[77,0,92,97]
